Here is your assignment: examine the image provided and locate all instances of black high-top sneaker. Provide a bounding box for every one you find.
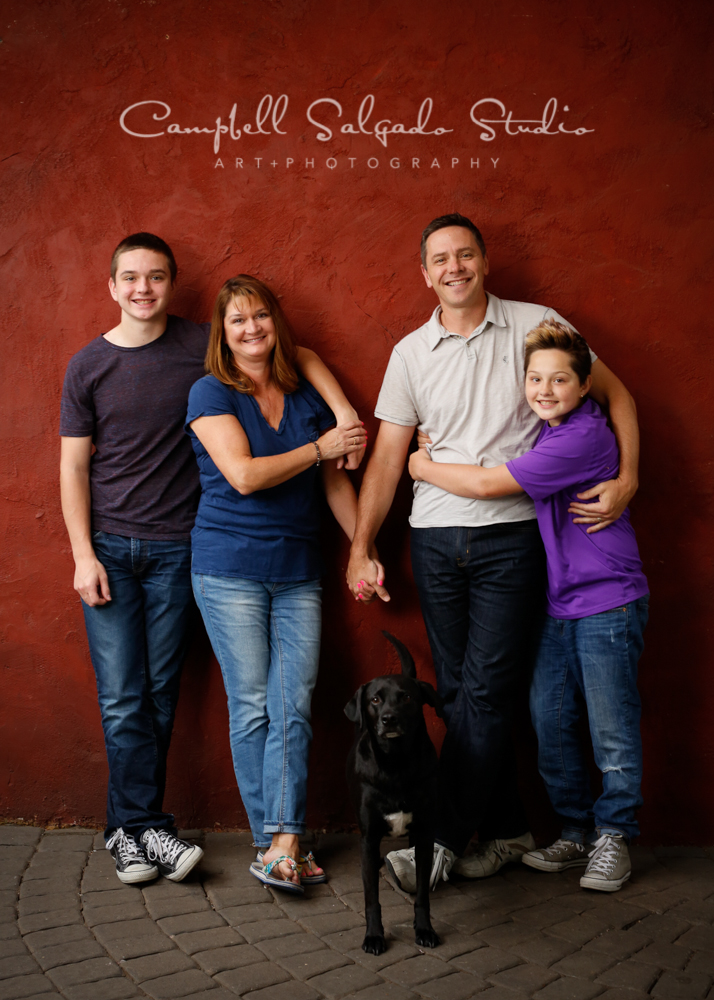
[140,828,204,882]
[106,828,158,884]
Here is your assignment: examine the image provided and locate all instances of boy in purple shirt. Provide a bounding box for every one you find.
[409,320,648,892]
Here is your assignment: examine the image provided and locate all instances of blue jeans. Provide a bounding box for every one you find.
[411,522,546,855]
[82,532,194,841]
[529,596,649,843]
[192,574,322,847]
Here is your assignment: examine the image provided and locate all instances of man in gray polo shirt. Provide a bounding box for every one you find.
[346,213,639,891]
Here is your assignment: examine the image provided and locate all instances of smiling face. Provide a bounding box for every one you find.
[108,248,173,322]
[526,348,592,426]
[223,295,277,368]
[420,226,489,312]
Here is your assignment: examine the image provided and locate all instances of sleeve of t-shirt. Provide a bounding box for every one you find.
[59,356,96,437]
[299,378,336,434]
[185,376,236,431]
[544,308,598,364]
[506,423,598,501]
[374,348,419,426]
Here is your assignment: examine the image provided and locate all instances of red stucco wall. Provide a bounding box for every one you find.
[1,0,712,844]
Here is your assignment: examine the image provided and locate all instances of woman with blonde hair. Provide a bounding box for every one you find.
[186,275,366,892]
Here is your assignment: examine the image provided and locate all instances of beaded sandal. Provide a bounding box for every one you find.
[249,854,304,895]
[255,850,327,885]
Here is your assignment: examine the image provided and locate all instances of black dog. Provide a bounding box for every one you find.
[344,631,443,955]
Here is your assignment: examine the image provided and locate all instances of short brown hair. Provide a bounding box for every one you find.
[205,275,298,395]
[524,320,592,385]
[110,233,177,282]
[420,213,487,265]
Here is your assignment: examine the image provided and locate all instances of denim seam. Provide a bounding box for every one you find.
[271,602,289,832]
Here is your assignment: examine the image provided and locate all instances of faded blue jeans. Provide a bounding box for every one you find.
[529,596,649,843]
[192,574,322,848]
[82,531,194,841]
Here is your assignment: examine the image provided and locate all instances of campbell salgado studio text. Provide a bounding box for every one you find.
[120,95,595,155]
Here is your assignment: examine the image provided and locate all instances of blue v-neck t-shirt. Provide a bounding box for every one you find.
[185,374,335,581]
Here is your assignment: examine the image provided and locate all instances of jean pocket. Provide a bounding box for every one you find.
[92,530,105,541]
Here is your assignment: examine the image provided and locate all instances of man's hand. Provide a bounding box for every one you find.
[408,448,432,482]
[346,549,390,604]
[568,477,637,534]
[74,555,111,606]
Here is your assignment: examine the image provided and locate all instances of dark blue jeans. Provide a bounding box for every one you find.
[82,531,194,841]
[411,522,546,856]
[530,597,648,843]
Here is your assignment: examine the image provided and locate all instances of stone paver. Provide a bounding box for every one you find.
[1,828,713,999]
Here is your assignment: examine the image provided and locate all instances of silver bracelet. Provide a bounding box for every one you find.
[313,441,321,466]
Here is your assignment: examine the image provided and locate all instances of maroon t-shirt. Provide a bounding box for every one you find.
[60,316,209,540]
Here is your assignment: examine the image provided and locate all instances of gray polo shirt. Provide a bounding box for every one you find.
[375,293,596,529]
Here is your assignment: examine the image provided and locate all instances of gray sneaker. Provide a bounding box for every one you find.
[580,833,631,891]
[385,844,455,894]
[522,838,589,872]
[452,832,536,878]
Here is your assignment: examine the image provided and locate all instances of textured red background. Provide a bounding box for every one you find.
[1,0,712,844]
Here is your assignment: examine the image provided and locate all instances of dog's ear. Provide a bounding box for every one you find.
[382,631,416,679]
[344,685,365,726]
[418,681,445,719]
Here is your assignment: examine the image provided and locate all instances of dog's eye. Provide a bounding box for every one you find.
[371,696,381,705]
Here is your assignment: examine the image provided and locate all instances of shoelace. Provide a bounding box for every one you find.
[430,845,453,889]
[544,838,580,856]
[143,829,184,865]
[586,834,621,875]
[106,828,143,865]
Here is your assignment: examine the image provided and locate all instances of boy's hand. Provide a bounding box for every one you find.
[74,555,111,606]
[416,429,432,450]
[408,448,432,482]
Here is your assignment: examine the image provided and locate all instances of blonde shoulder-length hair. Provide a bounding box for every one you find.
[205,275,299,394]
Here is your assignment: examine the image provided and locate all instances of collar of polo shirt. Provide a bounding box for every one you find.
[427,293,508,351]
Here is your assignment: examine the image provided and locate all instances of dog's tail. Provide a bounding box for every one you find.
[382,631,416,679]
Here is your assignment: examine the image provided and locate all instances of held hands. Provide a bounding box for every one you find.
[568,477,637,533]
[346,547,389,604]
[74,554,111,606]
[318,420,367,464]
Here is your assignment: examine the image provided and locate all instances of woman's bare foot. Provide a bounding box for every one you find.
[262,834,301,885]
[300,851,325,878]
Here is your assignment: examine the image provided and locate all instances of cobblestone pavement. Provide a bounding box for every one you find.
[2,827,714,1000]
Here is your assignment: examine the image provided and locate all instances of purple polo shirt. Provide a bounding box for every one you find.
[506,399,648,619]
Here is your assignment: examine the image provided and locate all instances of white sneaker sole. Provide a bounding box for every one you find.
[522,853,588,872]
[163,844,204,882]
[116,865,159,884]
[580,870,631,891]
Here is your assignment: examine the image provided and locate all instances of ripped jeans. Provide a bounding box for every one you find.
[529,596,648,843]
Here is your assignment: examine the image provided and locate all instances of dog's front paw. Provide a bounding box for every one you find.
[362,934,387,955]
[414,926,440,949]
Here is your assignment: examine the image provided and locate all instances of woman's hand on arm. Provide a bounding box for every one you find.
[190,414,366,494]
[408,448,523,499]
[570,359,639,533]
[295,347,363,470]
[60,436,111,606]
